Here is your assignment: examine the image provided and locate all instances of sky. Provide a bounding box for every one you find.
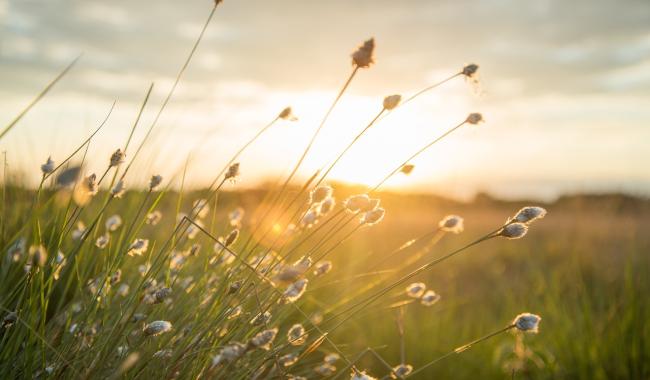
[1,0,649,201]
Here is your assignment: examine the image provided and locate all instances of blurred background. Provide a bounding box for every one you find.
[1,1,650,378]
[1,0,649,200]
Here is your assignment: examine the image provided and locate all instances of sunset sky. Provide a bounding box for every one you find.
[1,0,649,200]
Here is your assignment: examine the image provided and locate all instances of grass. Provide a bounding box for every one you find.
[0,4,648,377]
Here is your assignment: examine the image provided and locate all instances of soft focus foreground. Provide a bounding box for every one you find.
[1,3,648,378]
[1,183,648,379]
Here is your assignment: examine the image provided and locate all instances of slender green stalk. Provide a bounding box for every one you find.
[0,55,82,141]
[406,324,516,378]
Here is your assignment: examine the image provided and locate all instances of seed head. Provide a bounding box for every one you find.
[212,342,246,367]
[462,63,479,78]
[41,156,55,175]
[250,311,272,325]
[117,284,129,296]
[95,234,110,249]
[250,328,278,350]
[143,320,172,336]
[391,364,413,379]
[310,185,332,204]
[319,197,335,215]
[282,278,308,303]
[110,269,122,285]
[279,106,298,121]
[400,164,415,175]
[344,194,370,212]
[351,370,377,380]
[128,239,149,256]
[153,287,172,304]
[71,222,86,241]
[224,229,239,248]
[28,244,48,268]
[111,180,126,198]
[279,353,299,367]
[438,215,464,234]
[300,209,319,228]
[145,210,162,225]
[7,238,26,262]
[406,282,426,298]
[106,215,123,231]
[466,113,484,125]
[225,163,240,182]
[315,363,337,376]
[3,311,18,328]
[149,175,163,191]
[499,223,528,239]
[361,207,385,226]
[352,38,375,68]
[287,323,307,345]
[324,352,340,364]
[383,94,402,111]
[313,261,332,276]
[228,207,244,227]
[513,313,541,333]
[513,206,547,224]
[421,290,441,306]
[109,149,126,167]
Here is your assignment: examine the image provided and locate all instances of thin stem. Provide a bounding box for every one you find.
[406,324,515,377]
[0,55,82,141]
[369,120,467,193]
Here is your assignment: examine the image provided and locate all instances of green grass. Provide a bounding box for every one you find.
[1,185,647,379]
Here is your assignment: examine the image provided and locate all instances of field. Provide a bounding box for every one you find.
[1,2,648,378]
[1,181,648,379]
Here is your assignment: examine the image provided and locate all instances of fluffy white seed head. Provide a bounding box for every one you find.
[438,215,464,233]
[513,313,541,333]
[351,370,378,380]
[319,197,336,215]
[228,207,244,227]
[310,185,333,204]
[351,38,375,68]
[513,206,547,224]
[111,180,126,198]
[41,156,55,175]
[383,94,402,111]
[324,353,340,365]
[313,261,333,276]
[279,106,298,121]
[128,239,149,256]
[466,113,484,125]
[282,279,308,303]
[315,363,337,376]
[225,163,240,182]
[462,63,479,77]
[421,290,441,306]
[109,149,126,167]
[391,364,413,379]
[406,282,426,298]
[400,164,415,175]
[105,215,123,232]
[361,207,385,226]
[344,194,370,212]
[287,324,307,346]
[143,320,172,336]
[95,234,109,249]
[250,328,278,350]
[145,210,162,225]
[499,223,528,239]
[28,244,48,268]
[149,175,163,191]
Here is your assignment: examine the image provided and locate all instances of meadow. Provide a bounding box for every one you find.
[1,2,649,378]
